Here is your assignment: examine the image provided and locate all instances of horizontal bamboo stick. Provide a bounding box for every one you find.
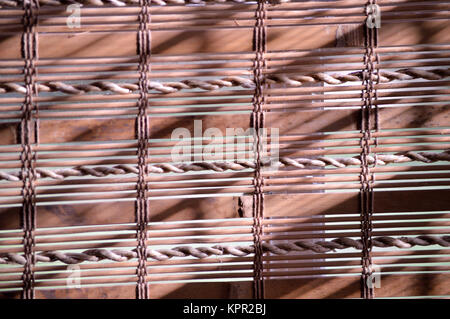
[1,145,448,170]
[0,128,448,152]
[1,44,449,68]
[2,248,448,276]
[2,266,449,290]
[3,220,450,246]
[3,254,450,283]
[2,171,450,198]
[1,53,448,79]
[3,212,450,239]
[2,80,449,105]
[2,228,449,255]
[1,136,449,163]
[0,0,446,13]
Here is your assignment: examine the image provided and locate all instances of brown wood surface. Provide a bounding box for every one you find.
[37,114,251,143]
[1,0,449,299]
[2,273,447,299]
[1,20,449,58]
[266,273,450,298]
[0,189,447,230]
[0,104,446,145]
[267,105,449,135]
[265,189,450,218]
[34,196,240,228]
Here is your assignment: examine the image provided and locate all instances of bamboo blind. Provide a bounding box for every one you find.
[0,0,449,299]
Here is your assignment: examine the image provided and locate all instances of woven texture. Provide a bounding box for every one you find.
[0,0,449,299]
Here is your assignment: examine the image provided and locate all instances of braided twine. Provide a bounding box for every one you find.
[0,0,301,7]
[135,0,151,299]
[360,0,378,299]
[1,235,449,265]
[251,0,267,299]
[20,0,39,300]
[0,151,449,182]
[1,68,449,95]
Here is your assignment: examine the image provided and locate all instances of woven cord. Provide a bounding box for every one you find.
[360,0,379,299]
[1,0,289,6]
[0,151,448,182]
[1,68,449,95]
[3,235,449,266]
[251,0,267,300]
[20,0,39,300]
[136,0,151,300]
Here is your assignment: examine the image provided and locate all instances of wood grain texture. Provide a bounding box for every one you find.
[2,273,446,299]
[37,114,251,143]
[35,196,240,228]
[265,189,450,218]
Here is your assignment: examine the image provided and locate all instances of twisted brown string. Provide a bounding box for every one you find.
[1,151,449,182]
[251,0,267,299]
[2,235,449,265]
[135,0,151,299]
[20,0,39,300]
[1,68,449,95]
[360,0,378,299]
[0,0,289,6]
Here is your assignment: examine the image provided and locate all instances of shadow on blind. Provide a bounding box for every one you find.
[0,0,449,299]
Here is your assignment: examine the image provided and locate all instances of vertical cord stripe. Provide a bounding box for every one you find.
[136,0,151,300]
[20,0,39,300]
[252,0,267,300]
[360,0,379,299]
